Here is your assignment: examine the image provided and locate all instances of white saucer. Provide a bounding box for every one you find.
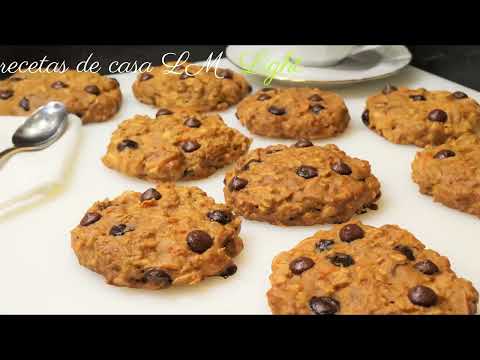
[226,45,412,85]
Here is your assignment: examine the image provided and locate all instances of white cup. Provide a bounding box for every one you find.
[291,45,382,67]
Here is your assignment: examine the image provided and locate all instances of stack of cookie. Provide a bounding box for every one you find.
[4,61,475,314]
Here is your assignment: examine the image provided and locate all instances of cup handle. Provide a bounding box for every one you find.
[350,45,382,56]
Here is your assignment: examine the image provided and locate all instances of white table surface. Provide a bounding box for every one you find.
[1,60,478,314]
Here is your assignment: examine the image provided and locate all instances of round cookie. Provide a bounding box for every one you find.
[0,70,122,124]
[267,221,478,314]
[223,143,381,226]
[412,133,480,217]
[235,87,350,140]
[363,85,480,147]
[71,183,243,289]
[132,62,251,112]
[102,108,252,182]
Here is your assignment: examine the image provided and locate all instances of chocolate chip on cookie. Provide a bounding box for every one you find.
[117,139,138,151]
[289,257,315,275]
[329,253,355,267]
[139,73,153,81]
[394,245,415,261]
[428,109,448,123]
[257,94,271,101]
[315,239,335,252]
[180,140,201,153]
[293,139,314,148]
[408,285,438,307]
[339,224,364,243]
[184,117,201,128]
[51,81,68,89]
[19,97,30,111]
[207,210,232,225]
[308,94,323,102]
[382,84,398,94]
[187,230,213,254]
[361,110,369,126]
[219,264,238,278]
[143,268,172,288]
[110,224,131,237]
[434,149,455,159]
[84,85,101,96]
[140,188,162,201]
[268,106,286,116]
[156,108,173,116]
[410,95,426,101]
[309,296,340,315]
[296,165,318,179]
[0,89,14,99]
[415,260,439,275]
[229,176,248,191]
[452,91,468,99]
[331,162,352,175]
[80,212,101,226]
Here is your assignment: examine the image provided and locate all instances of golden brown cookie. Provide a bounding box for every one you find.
[235,87,350,139]
[132,62,251,112]
[71,183,243,290]
[412,133,480,217]
[267,221,478,314]
[102,108,252,182]
[223,143,381,226]
[363,85,480,147]
[0,70,122,124]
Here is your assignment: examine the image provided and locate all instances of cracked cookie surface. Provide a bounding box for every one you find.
[102,108,251,182]
[0,70,122,123]
[412,133,480,217]
[71,183,243,289]
[363,85,480,147]
[235,87,350,139]
[267,221,478,314]
[223,143,381,226]
[132,62,251,112]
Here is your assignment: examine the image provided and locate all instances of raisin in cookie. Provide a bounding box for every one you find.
[0,70,122,124]
[235,87,350,140]
[71,183,243,289]
[223,142,381,226]
[363,85,480,147]
[412,133,480,217]
[102,108,251,182]
[132,62,251,112]
[268,221,478,314]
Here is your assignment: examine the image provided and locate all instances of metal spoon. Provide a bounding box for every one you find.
[0,102,68,163]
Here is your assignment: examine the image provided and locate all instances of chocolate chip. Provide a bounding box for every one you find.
[80,212,101,226]
[110,224,131,237]
[293,139,314,148]
[268,106,286,115]
[9,77,23,82]
[428,109,448,123]
[315,239,335,252]
[51,81,68,89]
[310,104,325,114]
[410,95,426,101]
[296,165,318,179]
[367,203,378,210]
[140,188,161,201]
[241,159,261,171]
[180,140,201,153]
[394,245,415,261]
[143,268,172,287]
[408,285,438,307]
[257,94,271,101]
[339,224,364,243]
[156,108,173,116]
[179,72,193,80]
[117,139,138,151]
[289,257,315,275]
[207,210,232,225]
[262,87,275,92]
[0,89,14,99]
[308,94,323,101]
[139,73,153,81]
[247,84,252,93]
[361,110,369,126]
[184,117,201,128]
[19,97,29,111]
[331,162,352,175]
[382,84,398,94]
[452,91,468,99]
[229,176,248,191]
[84,85,101,95]
[309,296,340,315]
[187,230,213,254]
[434,149,455,160]
[415,260,439,275]
[329,253,354,267]
[217,69,233,79]
[219,264,237,278]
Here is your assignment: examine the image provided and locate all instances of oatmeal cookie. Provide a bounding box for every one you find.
[71,183,243,289]
[132,62,251,112]
[0,70,122,123]
[363,85,480,147]
[102,108,251,182]
[235,87,350,139]
[267,221,478,314]
[223,142,381,226]
[412,133,480,217]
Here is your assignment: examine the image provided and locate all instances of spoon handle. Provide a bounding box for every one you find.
[0,147,23,163]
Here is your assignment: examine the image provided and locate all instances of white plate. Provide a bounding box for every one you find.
[226,45,412,85]
[0,59,478,314]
